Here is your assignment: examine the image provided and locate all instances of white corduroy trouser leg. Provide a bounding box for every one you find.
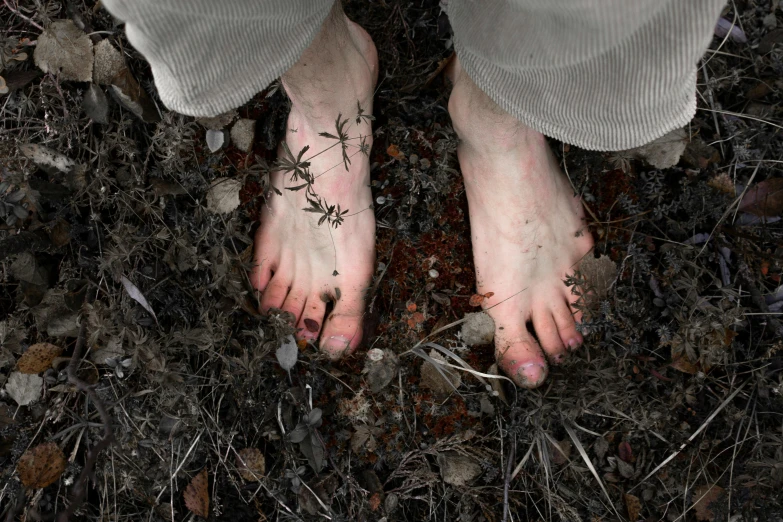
[102,0,727,151]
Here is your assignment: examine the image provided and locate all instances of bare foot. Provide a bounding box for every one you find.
[448,58,594,388]
[250,9,378,359]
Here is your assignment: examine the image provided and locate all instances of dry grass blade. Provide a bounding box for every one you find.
[631,380,747,491]
[563,421,624,520]
[424,342,515,386]
[411,347,462,395]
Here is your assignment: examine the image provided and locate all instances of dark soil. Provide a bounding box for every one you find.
[2,1,783,521]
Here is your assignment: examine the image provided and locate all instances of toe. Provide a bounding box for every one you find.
[297,296,326,342]
[552,298,582,350]
[319,289,365,360]
[532,308,566,363]
[251,228,276,292]
[281,287,307,324]
[259,274,291,314]
[250,257,273,293]
[495,330,549,389]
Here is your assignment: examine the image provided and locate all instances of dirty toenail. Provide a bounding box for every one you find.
[516,362,547,388]
[552,353,566,364]
[321,335,351,357]
[568,338,581,350]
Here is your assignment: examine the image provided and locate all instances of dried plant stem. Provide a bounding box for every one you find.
[3,0,43,30]
[57,291,115,522]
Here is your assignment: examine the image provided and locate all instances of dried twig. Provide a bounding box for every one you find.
[56,291,115,522]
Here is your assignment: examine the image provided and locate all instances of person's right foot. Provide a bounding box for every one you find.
[250,12,378,359]
[448,58,594,388]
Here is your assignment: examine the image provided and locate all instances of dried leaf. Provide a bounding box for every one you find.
[206,129,225,153]
[17,442,66,488]
[363,348,399,393]
[276,335,298,374]
[580,254,617,298]
[206,178,242,215]
[19,143,78,174]
[83,83,109,124]
[437,452,481,486]
[110,68,160,122]
[738,178,783,217]
[230,119,256,152]
[184,468,209,518]
[692,484,725,521]
[468,293,485,307]
[236,448,266,482]
[386,144,403,159]
[120,275,157,323]
[714,17,748,43]
[420,349,461,397]
[92,40,125,85]
[33,20,93,82]
[670,355,698,374]
[618,441,633,463]
[5,372,42,406]
[17,343,62,374]
[625,128,687,169]
[460,312,495,346]
[624,493,642,521]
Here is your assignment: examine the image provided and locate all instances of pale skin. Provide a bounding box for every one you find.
[250,4,594,388]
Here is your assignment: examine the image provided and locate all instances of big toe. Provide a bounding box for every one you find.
[495,331,549,389]
[319,291,364,360]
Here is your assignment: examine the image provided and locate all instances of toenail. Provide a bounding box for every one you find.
[516,362,547,388]
[321,335,351,357]
[568,338,581,350]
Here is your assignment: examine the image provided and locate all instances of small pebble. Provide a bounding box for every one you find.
[428,269,439,278]
[419,158,431,169]
[376,196,386,205]
[409,154,419,164]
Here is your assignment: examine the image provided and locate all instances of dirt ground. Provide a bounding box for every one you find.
[2,1,783,521]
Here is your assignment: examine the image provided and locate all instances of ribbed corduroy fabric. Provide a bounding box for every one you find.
[447,0,727,150]
[103,0,726,151]
[101,0,333,117]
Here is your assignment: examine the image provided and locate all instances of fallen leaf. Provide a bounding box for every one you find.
[692,484,725,522]
[460,311,495,346]
[580,254,618,299]
[468,294,485,307]
[205,129,225,153]
[236,448,266,482]
[437,452,481,486]
[120,275,158,323]
[387,144,403,159]
[670,355,698,374]
[17,442,66,488]
[184,468,209,518]
[17,343,62,374]
[110,67,160,122]
[362,348,399,393]
[5,372,42,406]
[33,20,93,82]
[624,493,642,521]
[618,441,633,463]
[83,83,109,124]
[205,178,242,215]
[738,178,783,217]
[230,118,256,152]
[714,17,747,43]
[420,349,461,397]
[276,335,298,376]
[625,128,688,169]
[92,40,125,85]
[19,143,78,174]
